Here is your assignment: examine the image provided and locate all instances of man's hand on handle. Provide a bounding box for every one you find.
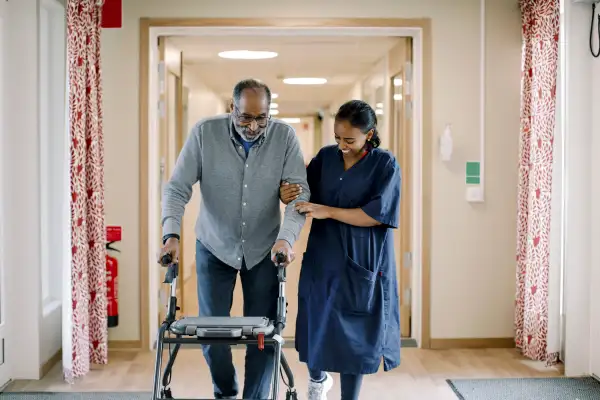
[271,239,294,267]
[157,237,180,265]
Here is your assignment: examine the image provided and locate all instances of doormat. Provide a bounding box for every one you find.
[0,393,151,399]
[446,376,600,399]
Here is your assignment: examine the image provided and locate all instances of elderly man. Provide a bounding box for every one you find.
[158,78,309,399]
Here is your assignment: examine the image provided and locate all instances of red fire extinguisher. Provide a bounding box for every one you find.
[106,241,119,328]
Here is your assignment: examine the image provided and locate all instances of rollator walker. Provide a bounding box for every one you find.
[152,251,299,400]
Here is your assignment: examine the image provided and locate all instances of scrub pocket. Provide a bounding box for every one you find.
[336,256,377,314]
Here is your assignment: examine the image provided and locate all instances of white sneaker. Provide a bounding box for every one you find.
[307,372,333,400]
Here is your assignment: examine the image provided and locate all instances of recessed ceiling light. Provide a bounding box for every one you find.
[218,50,278,60]
[281,118,301,124]
[272,93,279,99]
[375,109,384,115]
[270,103,279,109]
[283,77,327,85]
[393,94,403,101]
[394,78,403,86]
[375,102,383,109]
[270,109,280,115]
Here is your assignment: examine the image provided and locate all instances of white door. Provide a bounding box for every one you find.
[0,0,11,388]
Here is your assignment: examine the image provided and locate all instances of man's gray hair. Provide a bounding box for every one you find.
[232,79,272,108]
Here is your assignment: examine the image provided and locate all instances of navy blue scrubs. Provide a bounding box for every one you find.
[295,145,402,375]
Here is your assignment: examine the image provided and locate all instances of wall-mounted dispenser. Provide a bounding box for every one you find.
[439,124,453,162]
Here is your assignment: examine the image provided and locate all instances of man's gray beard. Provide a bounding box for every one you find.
[236,125,264,142]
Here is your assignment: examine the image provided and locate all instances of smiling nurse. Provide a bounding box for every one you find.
[280,100,402,400]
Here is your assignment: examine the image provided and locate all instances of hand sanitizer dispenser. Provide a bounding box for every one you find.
[440,124,453,162]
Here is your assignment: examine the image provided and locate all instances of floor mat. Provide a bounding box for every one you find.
[447,376,600,399]
[0,393,151,399]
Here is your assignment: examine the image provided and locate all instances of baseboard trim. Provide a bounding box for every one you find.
[39,348,62,378]
[430,337,515,349]
[108,340,142,350]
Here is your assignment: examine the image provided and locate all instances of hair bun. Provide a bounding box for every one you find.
[370,135,381,148]
[369,127,381,148]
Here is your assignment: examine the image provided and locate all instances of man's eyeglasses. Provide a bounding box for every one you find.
[233,107,271,127]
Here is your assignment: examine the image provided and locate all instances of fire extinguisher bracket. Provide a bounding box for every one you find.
[107,241,121,252]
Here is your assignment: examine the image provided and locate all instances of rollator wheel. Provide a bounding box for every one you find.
[160,388,174,398]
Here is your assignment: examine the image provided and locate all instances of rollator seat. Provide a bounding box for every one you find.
[154,252,298,399]
[169,316,275,338]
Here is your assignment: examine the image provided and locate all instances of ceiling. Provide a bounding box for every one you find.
[166,35,401,116]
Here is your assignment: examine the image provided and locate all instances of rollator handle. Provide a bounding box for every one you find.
[160,253,173,267]
[159,253,178,284]
[275,251,287,265]
[275,251,287,282]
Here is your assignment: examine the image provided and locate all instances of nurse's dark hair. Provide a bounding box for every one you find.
[334,100,381,148]
[232,78,272,107]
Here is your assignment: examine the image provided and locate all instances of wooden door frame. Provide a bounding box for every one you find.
[156,39,186,326]
[387,38,413,338]
[138,18,433,351]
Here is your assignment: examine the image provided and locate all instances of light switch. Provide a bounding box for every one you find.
[466,186,484,203]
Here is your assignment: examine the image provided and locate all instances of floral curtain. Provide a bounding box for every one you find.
[64,0,108,381]
[515,0,561,365]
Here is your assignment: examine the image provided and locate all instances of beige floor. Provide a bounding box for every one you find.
[8,347,562,399]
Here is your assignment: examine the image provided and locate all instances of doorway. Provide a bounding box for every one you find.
[139,21,430,351]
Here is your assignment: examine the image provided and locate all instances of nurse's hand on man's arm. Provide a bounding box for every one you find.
[279,181,302,204]
[296,201,381,227]
[295,201,331,219]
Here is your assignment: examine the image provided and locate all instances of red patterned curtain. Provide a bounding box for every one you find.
[65,0,107,381]
[515,0,560,365]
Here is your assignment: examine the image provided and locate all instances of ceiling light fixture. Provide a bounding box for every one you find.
[394,78,403,86]
[218,50,278,60]
[394,94,403,101]
[375,102,383,109]
[272,93,279,99]
[270,103,279,109]
[281,118,301,124]
[375,109,384,115]
[270,109,280,115]
[283,77,327,85]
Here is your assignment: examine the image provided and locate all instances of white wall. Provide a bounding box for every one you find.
[284,117,315,163]
[101,0,522,342]
[325,81,363,147]
[39,0,66,369]
[592,54,600,376]
[560,0,596,377]
[1,0,67,380]
[4,0,42,379]
[587,5,600,379]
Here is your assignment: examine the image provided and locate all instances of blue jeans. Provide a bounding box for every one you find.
[309,368,363,400]
[196,240,278,399]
